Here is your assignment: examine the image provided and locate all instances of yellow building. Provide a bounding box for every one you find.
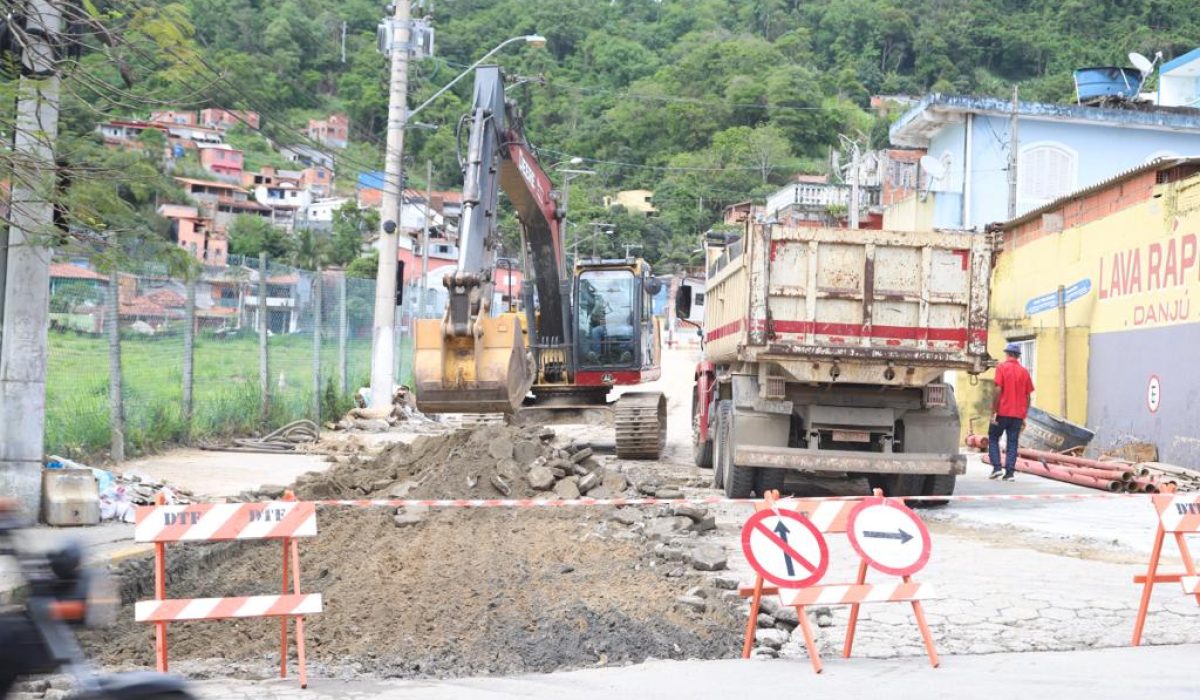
[957,157,1200,466]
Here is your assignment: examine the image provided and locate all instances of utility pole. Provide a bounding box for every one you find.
[369,0,411,409]
[341,21,348,64]
[0,0,62,512]
[1007,85,1020,219]
[420,159,432,317]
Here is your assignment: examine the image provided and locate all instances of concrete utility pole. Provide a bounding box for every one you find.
[420,159,432,317]
[1007,85,1020,219]
[849,145,861,229]
[369,0,411,409]
[0,0,63,512]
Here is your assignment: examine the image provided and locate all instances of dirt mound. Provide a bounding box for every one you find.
[88,426,740,679]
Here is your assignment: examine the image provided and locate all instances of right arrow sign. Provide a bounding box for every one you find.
[847,498,932,577]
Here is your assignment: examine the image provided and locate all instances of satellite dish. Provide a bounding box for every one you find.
[919,154,946,180]
[1130,52,1155,77]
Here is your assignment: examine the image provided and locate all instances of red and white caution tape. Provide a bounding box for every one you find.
[306,492,1146,509]
[135,594,323,622]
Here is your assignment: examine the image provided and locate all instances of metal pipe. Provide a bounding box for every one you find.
[966,434,1125,471]
[983,454,1123,492]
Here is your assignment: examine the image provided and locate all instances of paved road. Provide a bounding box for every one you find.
[192,645,1200,699]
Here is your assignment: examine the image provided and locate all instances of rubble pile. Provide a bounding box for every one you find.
[89,424,742,680]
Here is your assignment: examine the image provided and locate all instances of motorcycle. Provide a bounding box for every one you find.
[0,500,195,699]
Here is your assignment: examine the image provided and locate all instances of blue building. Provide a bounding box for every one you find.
[886,94,1200,231]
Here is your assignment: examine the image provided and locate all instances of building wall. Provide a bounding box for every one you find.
[957,172,1200,466]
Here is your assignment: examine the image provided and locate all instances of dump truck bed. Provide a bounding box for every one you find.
[704,226,993,386]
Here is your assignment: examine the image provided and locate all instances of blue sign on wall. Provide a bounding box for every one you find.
[1025,278,1092,316]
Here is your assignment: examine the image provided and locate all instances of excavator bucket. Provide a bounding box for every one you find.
[413,312,534,415]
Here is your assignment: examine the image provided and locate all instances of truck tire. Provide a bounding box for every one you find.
[869,474,925,500]
[754,468,786,497]
[721,404,757,499]
[916,474,956,508]
[692,390,713,469]
[713,401,730,489]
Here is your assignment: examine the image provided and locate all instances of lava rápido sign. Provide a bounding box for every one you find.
[740,508,829,588]
[846,497,932,577]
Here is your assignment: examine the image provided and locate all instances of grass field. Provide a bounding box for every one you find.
[44,328,397,460]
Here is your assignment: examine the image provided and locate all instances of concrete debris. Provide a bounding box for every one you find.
[388,481,418,498]
[488,440,515,461]
[654,487,683,499]
[527,466,556,491]
[751,647,779,659]
[689,544,728,571]
[603,471,629,493]
[578,472,601,494]
[636,480,660,496]
[773,606,798,629]
[611,508,645,526]
[645,517,692,542]
[490,474,513,497]
[393,507,427,528]
[672,504,709,522]
[686,586,709,599]
[513,440,542,464]
[712,575,741,591]
[553,478,581,500]
[570,447,595,464]
[755,628,789,650]
[689,515,717,533]
[354,418,391,433]
[675,595,707,613]
[814,606,834,628]
[757,614,775,628]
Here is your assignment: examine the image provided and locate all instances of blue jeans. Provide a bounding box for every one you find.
[988,416,1023,475]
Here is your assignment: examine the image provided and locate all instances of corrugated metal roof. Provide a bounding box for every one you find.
[1000,155,1200,230]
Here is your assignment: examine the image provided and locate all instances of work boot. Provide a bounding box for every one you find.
[1002,473,1015,482]
[988,469,1003,480]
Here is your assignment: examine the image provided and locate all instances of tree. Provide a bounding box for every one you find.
[328,201,378,267]
[228,215,292,260]
[345,249,378,279]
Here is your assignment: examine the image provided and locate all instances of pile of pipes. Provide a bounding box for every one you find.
[964,435,1193,493]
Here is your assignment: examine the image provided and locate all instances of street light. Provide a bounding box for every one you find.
[555,162,595,263]
[408,34,548,121]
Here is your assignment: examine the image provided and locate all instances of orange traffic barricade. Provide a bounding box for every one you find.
[133,491,321,687]
[1132,494,1200,645]
[739,489,939,673]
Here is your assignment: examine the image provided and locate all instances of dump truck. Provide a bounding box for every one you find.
[677,223,995,500]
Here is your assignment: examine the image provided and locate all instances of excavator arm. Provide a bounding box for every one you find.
[413,65,570,414]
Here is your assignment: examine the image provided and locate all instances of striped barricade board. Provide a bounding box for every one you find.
[134,501,317,542]
[135,495,320,688]
[1132,495,1200,646]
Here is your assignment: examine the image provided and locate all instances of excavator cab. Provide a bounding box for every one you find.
[572,261,662,384]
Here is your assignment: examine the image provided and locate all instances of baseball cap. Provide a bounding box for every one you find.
[1004,342,1021,356]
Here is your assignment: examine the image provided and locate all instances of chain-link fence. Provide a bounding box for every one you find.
[45,254,406,459]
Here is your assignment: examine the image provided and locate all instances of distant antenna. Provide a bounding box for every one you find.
[918,154,947,201]
[1129,51,1164,96]
[919,154,946,181]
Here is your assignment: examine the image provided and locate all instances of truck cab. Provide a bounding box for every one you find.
[573,260,662,387]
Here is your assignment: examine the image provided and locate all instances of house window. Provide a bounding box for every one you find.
[1019,143,1077,203]
[1008,338,1036,379]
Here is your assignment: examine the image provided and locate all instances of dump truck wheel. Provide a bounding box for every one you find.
[713,401,730,489]
[692,391,713,469]
[914,473,956,508]
[615,392,667,460]
[754,467,786,496]
[722,405,756,499]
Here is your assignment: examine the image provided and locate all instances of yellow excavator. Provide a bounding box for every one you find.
[413,66,666,459]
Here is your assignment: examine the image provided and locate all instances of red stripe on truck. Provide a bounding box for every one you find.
[771,320,978,344]
[705,319,744,342]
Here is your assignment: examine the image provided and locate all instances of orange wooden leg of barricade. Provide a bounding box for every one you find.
[742,575,764,659]
[154,542,167,672]
[842,559,869,658]
[905,575,940,668]
[794,605,823,674]
[1132,525,1165,646]
[291,538,308,689]
[280,538,290,679]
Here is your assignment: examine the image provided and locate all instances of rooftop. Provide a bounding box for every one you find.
[50,262,107,282]
[891,93,1200,148]
[174,177,248,193]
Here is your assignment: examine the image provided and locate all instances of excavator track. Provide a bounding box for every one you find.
[614,392,667,460]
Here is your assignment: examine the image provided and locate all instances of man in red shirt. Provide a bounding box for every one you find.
[988,343,1035,481]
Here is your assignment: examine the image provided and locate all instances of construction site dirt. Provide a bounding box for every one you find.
[83,424,741,680]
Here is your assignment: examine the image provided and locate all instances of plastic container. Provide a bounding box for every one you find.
[41,469,100,527]
[1022,406,1095,453]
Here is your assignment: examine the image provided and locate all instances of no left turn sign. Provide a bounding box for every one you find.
[740,508,829,588]
[846,498,932,577]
